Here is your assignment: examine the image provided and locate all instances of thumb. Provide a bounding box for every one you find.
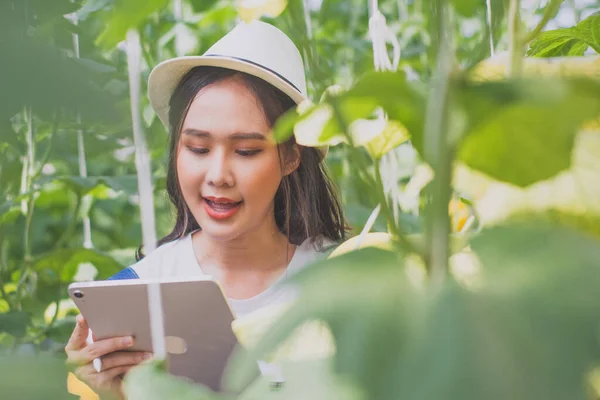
[65,314,90,352]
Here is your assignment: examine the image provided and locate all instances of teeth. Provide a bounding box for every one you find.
[206,199,239,211]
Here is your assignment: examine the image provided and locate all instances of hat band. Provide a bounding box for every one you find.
[204,54,302,94]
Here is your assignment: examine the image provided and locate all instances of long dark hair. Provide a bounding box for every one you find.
[137,66,347,260]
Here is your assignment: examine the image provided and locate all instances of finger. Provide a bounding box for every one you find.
[75,363,97,381]
[79,336,134,363]
[96,365,136,387]
[65,315,89,353]
[100,351,152,370]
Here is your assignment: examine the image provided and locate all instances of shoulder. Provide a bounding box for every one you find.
[290,236,339,269]
[108,235,193,280]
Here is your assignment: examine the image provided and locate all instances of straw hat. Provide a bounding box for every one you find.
[148,20,327,160]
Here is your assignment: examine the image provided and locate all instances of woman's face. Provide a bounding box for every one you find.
[176,76,292,241]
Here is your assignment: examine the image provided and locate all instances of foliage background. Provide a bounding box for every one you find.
[1,0,600,398]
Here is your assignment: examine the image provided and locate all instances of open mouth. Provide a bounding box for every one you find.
[202,197,243,220]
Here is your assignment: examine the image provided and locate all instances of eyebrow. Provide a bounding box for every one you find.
[182,129,267,141]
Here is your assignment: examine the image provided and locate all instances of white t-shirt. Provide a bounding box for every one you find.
[127,234,335,318]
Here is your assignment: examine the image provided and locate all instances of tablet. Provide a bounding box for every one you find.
[68,277,246,392]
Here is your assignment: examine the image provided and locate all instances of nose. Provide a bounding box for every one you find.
[206,149,234,188]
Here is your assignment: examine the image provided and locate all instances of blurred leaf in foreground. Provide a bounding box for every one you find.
[238,359,362,400]
[454,129,600,236]
[225,248,416,400]
[124,360,219,400]
[226,223,600,400]
[456,77,600,186]
[0,312,31,337]
[0,355,71,400]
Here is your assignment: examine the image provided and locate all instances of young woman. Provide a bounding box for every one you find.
[65,20,347,397]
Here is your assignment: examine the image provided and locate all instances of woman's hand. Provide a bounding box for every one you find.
[65,315,152,398]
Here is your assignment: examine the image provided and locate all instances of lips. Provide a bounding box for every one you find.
[203,196,242,220]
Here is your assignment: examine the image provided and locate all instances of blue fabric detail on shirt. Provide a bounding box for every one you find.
[107,267,139,280]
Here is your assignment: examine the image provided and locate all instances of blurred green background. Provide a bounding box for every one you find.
[1,0,600,399]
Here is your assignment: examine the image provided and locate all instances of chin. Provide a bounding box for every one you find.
[196,218,245,242]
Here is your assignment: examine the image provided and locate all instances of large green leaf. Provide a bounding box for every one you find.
[238,359,362,400]
[0,1,117,122]
[0,312,31,337]
[456,78,600,186]
[0,355,72,399]
[227,223,600,400]
[225,248,417,400]
[33,248,123,282]
[97,0,169,49]
[124,360,219,399]
[528,12,600,57]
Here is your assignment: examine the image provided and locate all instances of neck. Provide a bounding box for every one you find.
[191,219,294,274]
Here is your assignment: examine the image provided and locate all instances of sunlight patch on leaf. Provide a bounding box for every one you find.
[237,0,287,23]
[454,129,600,235]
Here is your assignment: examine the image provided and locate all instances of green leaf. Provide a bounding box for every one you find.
[41,175,139,197]
[273,107,305,143]
[225,248,416,400]
[45,317,77,343]
[290,72,423,150]
[0,355,71,399]
[76,0,113,21]
[0,312,31,337]
[0,207,22,227]
[528,12,600,57]
[0,16,117,122]
[452,0,481,17]
[33,248,123,282]
[363,121,410,160]
[457,78,600,186]
[190,0,221,13]
[346,71,425,139]
[399,223,600,400]
[97,0,170,49]
[124,360,219,399]
[0,119,22,151]
[238,359,362,400]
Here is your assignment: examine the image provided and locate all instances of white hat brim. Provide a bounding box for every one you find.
[148,56,328,159]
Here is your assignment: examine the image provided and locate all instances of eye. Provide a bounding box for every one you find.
[187,146,208,155]
[236,149,262,157]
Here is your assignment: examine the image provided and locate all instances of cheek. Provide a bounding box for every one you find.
[237,153,283,202]
[176,150,202,193]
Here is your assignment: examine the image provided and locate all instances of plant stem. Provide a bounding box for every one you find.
[507,0,523,76]
[54,195,82,250]
[374,160,400,238]
[568,0,580,23]
[523,0,564,44]
[126,28,164,361]
[0,224,12,311]
[423,0,453,287]
[486,0,495,56]
[16,108,37,308]
[328,99,421,255]
[329,100,377,189]
[32,111,60,180]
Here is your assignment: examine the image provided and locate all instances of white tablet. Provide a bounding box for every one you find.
[68,277,250,392]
